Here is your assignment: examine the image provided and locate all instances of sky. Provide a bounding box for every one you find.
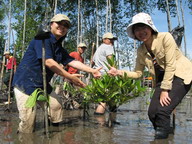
[151,5,192,59]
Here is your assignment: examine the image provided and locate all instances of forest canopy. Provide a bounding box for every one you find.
[0,0,192,68]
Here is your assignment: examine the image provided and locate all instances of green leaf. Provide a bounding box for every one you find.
[97,80,104,89]
[79,56,146,109]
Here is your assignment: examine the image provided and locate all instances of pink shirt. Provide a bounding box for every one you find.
[68,52,84,74]
[6,56,17,70]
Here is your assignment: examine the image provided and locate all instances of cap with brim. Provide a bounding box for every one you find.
[127,12,158,39]
[3,51,10,56]
[102,32,117,40]
[51,14,70,22]
[51,14,71,27]
[78,43,87,48]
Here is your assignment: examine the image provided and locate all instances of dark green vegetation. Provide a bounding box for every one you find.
[81,73,145,111]
[80,55,145,111]
[1,0,192,63]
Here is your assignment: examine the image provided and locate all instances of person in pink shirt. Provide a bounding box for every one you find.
[4,51,17,72]
[54,43,87,95]
[67,43,87,74]
[3,51,17,93]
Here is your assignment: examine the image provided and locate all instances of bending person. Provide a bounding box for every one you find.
[93,32,117,115]
[12,14,101,133]
[108,12,192,139]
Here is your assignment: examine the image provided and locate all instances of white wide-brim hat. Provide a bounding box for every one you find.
[127,12,158,39]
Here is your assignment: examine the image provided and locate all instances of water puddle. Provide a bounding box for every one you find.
[0,95,192,144]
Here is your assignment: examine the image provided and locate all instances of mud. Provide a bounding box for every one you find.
[0,93,192,144]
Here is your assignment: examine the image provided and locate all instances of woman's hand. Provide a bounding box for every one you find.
[160,90,171,106]
[108,67,121,76]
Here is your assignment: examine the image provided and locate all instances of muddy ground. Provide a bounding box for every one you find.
[0,92,192,144]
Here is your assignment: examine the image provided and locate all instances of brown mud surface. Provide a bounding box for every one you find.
[0,92,192,144]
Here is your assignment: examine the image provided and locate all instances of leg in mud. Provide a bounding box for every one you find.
[62,79,82,110]
[94,102,106,115]
[18,133,35,144]
[47,91,64,126]
[3,71,10,90]
[148,77,192,139]
[14,88,36,133]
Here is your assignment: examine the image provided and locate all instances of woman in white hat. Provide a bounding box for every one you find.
[108,12,192,139]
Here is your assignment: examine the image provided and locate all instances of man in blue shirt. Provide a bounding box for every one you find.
[12,14,101,133]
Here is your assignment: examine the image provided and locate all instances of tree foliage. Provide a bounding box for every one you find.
[0,0,6,58]
[188,0,192,12]
[11,0,54,60]
[156,0,177,17]
[0,0,191,66]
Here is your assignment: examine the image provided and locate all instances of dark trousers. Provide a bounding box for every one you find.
[3,70,11,87]
[148,76,192,130]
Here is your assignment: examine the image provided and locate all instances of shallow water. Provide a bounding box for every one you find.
[0,94,192,144]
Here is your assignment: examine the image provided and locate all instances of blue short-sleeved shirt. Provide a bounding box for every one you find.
[12,33,74,95]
